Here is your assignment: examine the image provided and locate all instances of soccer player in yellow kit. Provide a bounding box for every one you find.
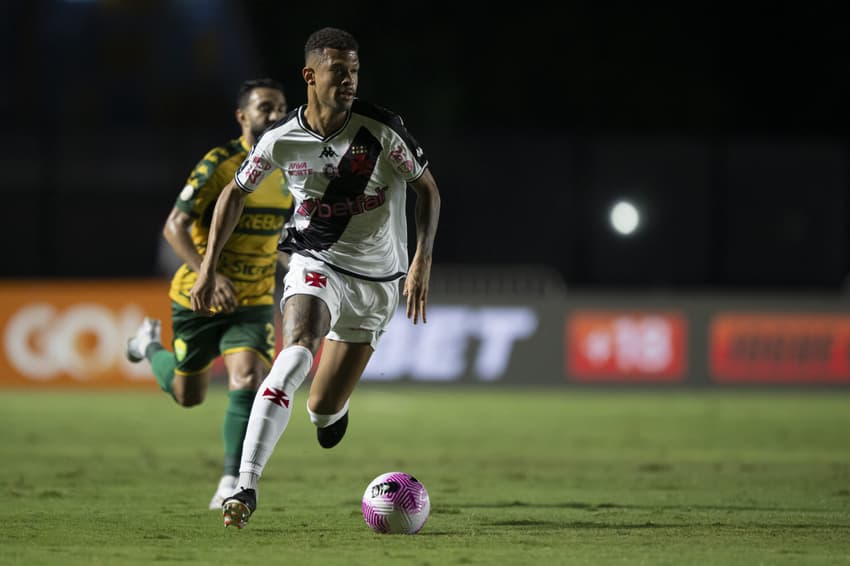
[126,78,293,510]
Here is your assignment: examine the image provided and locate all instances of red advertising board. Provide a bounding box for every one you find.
[710,314,850,383]
[566,311,687,382]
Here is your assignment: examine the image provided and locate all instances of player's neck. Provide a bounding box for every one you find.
[303,105,347,137]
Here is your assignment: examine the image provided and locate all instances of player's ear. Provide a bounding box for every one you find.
[302,67,315,86]
[235,107,245,125]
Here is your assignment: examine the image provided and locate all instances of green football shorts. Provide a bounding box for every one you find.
[170,302,276,375]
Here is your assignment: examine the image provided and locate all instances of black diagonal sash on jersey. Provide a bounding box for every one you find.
[279,127,382,253]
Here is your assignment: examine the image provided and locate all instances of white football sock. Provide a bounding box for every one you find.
[238,345,313,491]
[307,399,350,428]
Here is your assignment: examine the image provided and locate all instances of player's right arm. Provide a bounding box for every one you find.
[164,207,237,313]
[190,180,248,315]
[163,207,203,272]
[191,137,278,314]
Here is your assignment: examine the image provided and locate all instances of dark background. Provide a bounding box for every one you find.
[2,1,848,290]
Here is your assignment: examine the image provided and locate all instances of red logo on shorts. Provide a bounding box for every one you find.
[305,271,327,288]
[262,387,290,408]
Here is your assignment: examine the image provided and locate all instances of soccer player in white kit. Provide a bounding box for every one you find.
[190,27,441,529]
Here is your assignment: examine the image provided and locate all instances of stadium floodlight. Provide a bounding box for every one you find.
[609,200,640,236]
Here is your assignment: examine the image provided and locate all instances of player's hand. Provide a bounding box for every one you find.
[190,269,216,315]
[403,254,432,325]
[212,273,238,314]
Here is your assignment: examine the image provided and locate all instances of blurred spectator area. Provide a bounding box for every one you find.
[2,1,849,290]
[2,131,847,290]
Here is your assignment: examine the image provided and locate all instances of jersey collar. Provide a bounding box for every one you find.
[297,105,352,143]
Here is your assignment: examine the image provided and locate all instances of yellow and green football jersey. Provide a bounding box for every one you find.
[169,136,293,310]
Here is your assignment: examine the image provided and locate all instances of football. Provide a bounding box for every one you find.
[361,471,430,534]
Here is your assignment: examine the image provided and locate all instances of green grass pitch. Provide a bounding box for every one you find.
[1,386,849,565]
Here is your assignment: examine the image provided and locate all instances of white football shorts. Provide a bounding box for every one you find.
[281,254,400,349]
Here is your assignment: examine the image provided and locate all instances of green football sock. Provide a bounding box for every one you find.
[145,344,176,395]
[223,390,256,476]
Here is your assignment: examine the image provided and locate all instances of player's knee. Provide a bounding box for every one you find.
[171,377,207,407]
[229,371,263,391]
[267,346,313,394]
[281,297,330,354]
[285,336,323,355]
[172,389,205,407]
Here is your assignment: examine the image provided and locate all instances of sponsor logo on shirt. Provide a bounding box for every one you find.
[296,186,387,219]
[240,155,273,185]
[389,144,414,175]
[287,161,314,177]
[323,164,339,179]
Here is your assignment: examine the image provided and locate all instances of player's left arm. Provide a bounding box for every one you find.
[404,167,441,325]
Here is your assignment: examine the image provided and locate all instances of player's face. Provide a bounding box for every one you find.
[241,87,287,142]
[313,48,359,112]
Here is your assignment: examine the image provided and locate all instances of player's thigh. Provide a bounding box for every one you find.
[281,255,336,349]
[220,306,276,390]
[308,338,373,413]
[281,293,332,349]
[171,304,221,403]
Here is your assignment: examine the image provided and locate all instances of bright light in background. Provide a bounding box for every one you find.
[609,200,640,236]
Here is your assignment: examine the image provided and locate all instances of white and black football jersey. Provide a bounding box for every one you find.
[234,99,428,281]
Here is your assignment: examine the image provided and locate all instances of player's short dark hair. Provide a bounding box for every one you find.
[237,78,285,109]
[304,27,359,62]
